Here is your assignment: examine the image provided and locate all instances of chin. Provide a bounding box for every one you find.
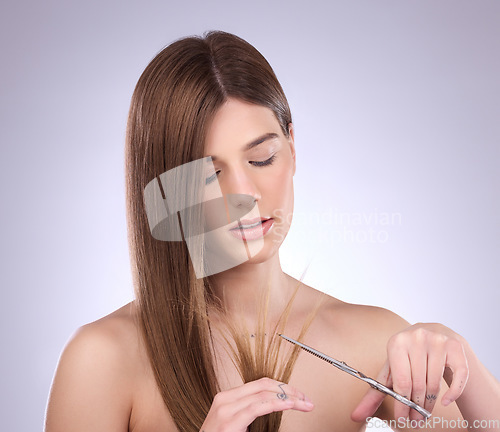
[244,230,287,264]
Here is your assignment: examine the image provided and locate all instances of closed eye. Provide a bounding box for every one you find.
[205,154,276,185]
[250,154,276,167]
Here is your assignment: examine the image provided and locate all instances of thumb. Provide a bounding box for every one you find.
[351,359,391,423]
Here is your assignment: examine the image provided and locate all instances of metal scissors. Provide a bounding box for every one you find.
[278,333,431,419]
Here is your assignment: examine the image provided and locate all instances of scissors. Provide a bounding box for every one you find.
[278,333,431,419]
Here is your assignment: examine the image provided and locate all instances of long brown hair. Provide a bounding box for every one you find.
[125,30,318,432]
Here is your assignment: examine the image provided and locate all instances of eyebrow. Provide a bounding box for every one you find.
[209,132,279,161]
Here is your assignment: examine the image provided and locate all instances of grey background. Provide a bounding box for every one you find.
[0,1,498,430]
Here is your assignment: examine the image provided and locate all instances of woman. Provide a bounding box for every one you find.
[45,30,500,432]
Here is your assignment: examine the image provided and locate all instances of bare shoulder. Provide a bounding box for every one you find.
[320,296,411,339]
[296,281,410,337]
[296,284,413,371]
[45,301,141,432]
[75,301,140,350]
[61,301,141,372]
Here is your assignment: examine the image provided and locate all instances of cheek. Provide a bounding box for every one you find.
[264,165,294,212]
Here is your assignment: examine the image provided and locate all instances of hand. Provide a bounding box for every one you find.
[200,377,314,432]
[351,323,469,424]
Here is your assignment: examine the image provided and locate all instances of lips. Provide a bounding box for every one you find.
[229,217,274,241]
[235,217,268,227]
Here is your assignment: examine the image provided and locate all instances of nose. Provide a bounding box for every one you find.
[226,193,256,210]
[223,166,261,213]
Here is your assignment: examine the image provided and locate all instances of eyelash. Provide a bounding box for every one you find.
[205,154,276,185]
[250,154,276,167]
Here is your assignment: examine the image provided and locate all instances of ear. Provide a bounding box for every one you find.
[287,123,296,175]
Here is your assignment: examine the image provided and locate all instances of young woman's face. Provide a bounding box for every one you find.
[202,98,296,266]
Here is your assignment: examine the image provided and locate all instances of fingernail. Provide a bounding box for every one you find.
[442,398,450,406]
[305,400,314,408]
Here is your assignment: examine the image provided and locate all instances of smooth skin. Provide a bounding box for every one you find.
[45,99,500,432]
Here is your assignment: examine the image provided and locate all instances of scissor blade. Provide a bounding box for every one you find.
[278,334,359,377]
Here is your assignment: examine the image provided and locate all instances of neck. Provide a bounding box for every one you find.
[208,254,293,324]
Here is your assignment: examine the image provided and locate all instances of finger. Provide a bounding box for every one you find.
[209,377,284,418]
[215,377,290,404]
[228,393,294,428]
[424,347,445,413]
[205,378,314,431]
[387,342,412,421]
[440,340,469,406]
[408,345,428,422]
[264,381,312,404]
[234,386,314,426]
[231,379,311,413]
[257,385,313,412]
[351,359,391,422]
